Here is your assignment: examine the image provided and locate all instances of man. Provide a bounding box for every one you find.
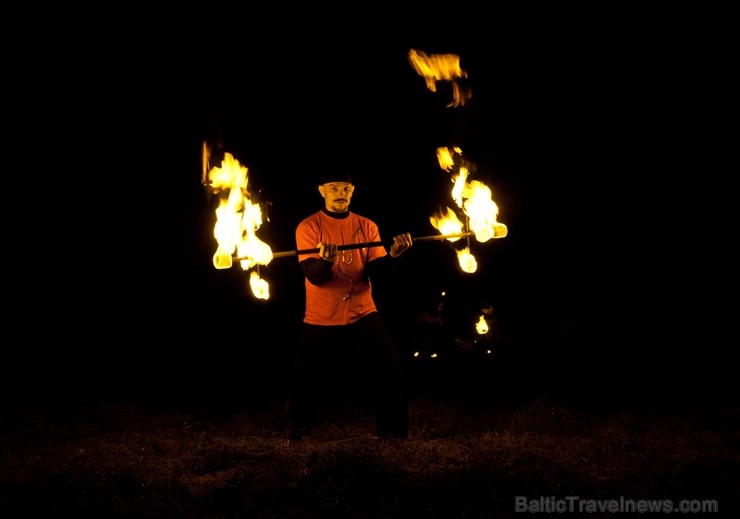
[283,170,413,439]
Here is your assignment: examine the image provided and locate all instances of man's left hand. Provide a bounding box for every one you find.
[389,232,413,258]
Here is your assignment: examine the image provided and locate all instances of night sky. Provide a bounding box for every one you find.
[9,12,729,409]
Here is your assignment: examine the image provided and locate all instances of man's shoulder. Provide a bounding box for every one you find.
[297,211,322,227]
[348,212,377,226]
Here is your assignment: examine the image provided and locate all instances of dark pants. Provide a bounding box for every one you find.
[284,312,409,438]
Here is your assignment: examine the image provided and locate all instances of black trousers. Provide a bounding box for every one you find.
[284,312,409,438]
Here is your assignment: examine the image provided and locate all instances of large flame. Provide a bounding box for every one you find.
[437,146,508,243]
[460,180,508,243]
[408,49,472,107]
[203,147,272,300]
[430,147,508,272]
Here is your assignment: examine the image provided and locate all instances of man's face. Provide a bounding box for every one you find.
[319,182,354,213]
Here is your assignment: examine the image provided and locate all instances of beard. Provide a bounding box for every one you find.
[329,200,350,212]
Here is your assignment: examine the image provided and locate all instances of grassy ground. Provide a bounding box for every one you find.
[1,372,738,519]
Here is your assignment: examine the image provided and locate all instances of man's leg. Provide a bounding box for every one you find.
[358,314,410,438]
[284,325,322,438]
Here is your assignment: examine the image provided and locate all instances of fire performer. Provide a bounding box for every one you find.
[283,170,413,440]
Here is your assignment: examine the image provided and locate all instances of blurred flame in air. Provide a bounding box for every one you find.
[202,143,272,300]
[408,49,472,107]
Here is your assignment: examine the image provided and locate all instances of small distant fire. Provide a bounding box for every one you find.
[476,315,489,335]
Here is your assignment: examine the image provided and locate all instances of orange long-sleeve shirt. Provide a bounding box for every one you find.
[296,209,388,325]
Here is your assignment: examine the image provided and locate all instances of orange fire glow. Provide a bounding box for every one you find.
[408,49,472,107]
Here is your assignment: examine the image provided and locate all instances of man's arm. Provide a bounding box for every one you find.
[301,257,333,285]
[366,232,412,280]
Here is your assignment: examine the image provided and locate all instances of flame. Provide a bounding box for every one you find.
[456,247,477,273]
[408,49,472,107]
[410,50,507,275]
[249,271,269,300]
[437,146,508,243]
[430,207,464,240]
[429,146,509,272]
[203,148,273,299]
[461,180,507,243]
[476,315,489,335]
[450,168,469,208]
[436,146,463,173]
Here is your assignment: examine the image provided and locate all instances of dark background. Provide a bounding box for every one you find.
[7,10,730,411]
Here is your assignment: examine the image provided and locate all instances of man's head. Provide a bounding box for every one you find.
[317,172,354,213]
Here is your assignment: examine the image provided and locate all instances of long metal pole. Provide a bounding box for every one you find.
[234,232,475,261]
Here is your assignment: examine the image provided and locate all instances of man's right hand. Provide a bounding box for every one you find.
[318,242,337,262]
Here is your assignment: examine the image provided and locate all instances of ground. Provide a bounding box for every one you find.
[2,369,737,518]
